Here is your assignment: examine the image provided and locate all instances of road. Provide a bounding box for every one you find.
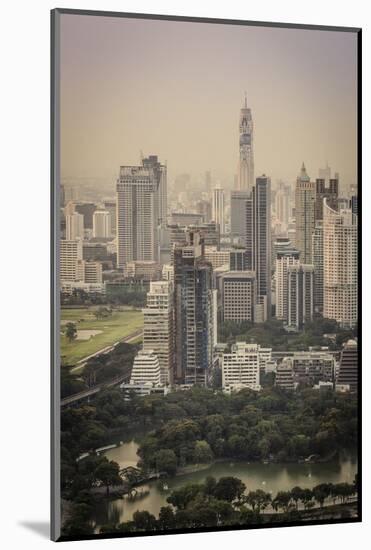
[61,328,142,408]
[70,329,142,373]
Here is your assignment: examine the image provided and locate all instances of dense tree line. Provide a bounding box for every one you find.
[60,386,358,537]
[135,386,357,473]
[65,476,356,536]
[61,342,139,397]
[218,317,357,351]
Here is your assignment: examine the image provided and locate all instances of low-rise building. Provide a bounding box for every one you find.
[222,342,262,391]
[130,350,161,385]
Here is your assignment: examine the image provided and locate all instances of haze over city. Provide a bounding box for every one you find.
[60,14,357,187]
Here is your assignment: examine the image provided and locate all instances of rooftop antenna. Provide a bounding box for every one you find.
[244,91,247,108]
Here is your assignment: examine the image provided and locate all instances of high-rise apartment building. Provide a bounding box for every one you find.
[65,211,84,241]
[60,239,83,282]
[173,231,214,385]
[93,210,111,238]
[212,185,225,234]
[287,263,314,329]
[238,95,254,190]
[221,271,256,323]
[116,164,159,269]
[323,201,357,328]
[142,280,174,385]
[295,163,315,263]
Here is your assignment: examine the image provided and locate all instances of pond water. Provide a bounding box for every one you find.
[91,440,357,529]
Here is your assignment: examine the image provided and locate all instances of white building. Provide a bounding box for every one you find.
[130,350,161,385]
[323,201,358,328]
[93,210,111,238]
[116,164,159,268]
[76,260,103,284]
[142,281,174,385]
[275,248,300,321]
[222,342,262,391]
[204,246,230,269]
[65,211,84,241]
[60,239,83,282]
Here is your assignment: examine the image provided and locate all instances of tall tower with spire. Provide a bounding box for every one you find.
[238,93,254,190]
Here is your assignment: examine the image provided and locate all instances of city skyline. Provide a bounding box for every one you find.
[60,15,357,186]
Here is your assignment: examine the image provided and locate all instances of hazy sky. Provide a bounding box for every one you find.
[60,14,358,186]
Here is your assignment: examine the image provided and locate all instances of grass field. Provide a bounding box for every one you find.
[60,307,143,366]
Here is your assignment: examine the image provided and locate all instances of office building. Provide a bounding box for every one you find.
[65,211,84,241]
[196,199,212,223]
[254,175,272,320]
[204,246,230,270]
[275,246,300,321]
[230,190,249,238]
[323,201,357,328]
[103,200,117,235]
[222,342,261,391]
[336,339,358,392]
[93,210,111,238]
[116,164,159,268]
[287,264,314,329]
[74,202,97,229]
[221,271,256,323]
[315,178,339,220]
[142,155,167,225]
[173,231,214,385]
[312,221,324,312]
[212,185,225,233]
[142,280,174,385]
[76,260,103,284]
[295,163,315,263]
[130,350,161,385]
[60,239,83,282]
[230,247,248,271]
[275,360,295,390]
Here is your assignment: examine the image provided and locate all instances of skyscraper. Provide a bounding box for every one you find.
[116,164,159,269]
[295,163,315,263]
[142,155,167,225]
[142,280,174,385]
[212,185,225,234]
[312,221,324,313]
[238,94,254,191]
[287,263,314,330]
[65,211,84,241]
[323,200,357,328]
[315,177,339,220]
[230,190,249,238]
[173,231,214,385]
[254,175,272,320]
[93,210,111,238]
[221,271,256,323]
[275,246,300,321]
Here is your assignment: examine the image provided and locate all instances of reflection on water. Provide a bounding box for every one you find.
[91,440,357,529]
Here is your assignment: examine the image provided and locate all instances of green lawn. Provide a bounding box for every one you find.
[60,307,143,366]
